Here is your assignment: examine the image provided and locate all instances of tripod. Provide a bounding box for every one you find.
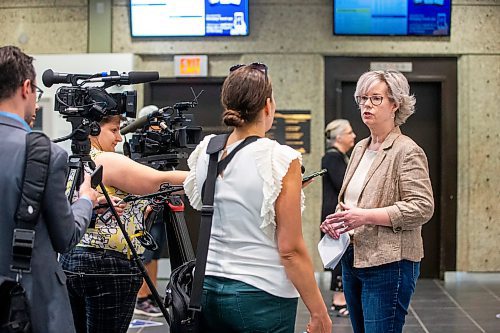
[54,117,175,325]
[132,152,196,270]
[142,188,195,271]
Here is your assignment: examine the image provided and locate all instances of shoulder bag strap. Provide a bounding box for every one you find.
[189,134,260,311]
[11,131,51,273]
[15,131,51,226]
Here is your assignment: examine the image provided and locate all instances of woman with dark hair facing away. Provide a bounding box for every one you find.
[184,63,332,333]
[60,114,187,333]
[321,119,356,317]
[321,70,434,333]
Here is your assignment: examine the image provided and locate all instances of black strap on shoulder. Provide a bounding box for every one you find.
[206,133,230,155]
[201,134,260,198]
[189,134,260,311]
[11,131,51,273]
[15,132,51,226]
[216,135,260,175]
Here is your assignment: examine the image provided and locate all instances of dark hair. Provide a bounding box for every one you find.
[221,65,272,127]
[0,45,36,101]
[99,114,123,126]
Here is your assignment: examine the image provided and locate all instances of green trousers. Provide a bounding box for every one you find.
[201,275,299,333]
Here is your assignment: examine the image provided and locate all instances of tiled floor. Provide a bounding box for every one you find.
[127,272,500,333]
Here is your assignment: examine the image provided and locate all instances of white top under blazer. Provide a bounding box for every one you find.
[184,135,304,298]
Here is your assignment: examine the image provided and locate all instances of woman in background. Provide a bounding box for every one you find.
[321,118,356,317]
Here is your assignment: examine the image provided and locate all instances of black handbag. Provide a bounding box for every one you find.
[164,134,259,333]
[164,260,198,333]
[0,277,31,333]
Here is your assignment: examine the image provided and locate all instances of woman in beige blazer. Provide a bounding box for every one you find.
[320,70,434,333]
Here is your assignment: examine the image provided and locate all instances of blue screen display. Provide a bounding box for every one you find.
[334,0,451,36]
[130,0,249,37]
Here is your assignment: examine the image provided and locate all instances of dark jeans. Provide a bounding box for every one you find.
[342,245,420,333]
[60,248,143,333]
[201,276,298,333]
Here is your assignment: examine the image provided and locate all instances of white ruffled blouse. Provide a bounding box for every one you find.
[183,135,304,298]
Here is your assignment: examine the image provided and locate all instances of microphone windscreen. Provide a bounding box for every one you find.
[42,69,70,88]
[120,115,150,135]
[41,69,54,87]
[138,105,159,118]
[128,71,159,84]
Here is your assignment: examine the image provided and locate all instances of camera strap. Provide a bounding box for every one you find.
[189,133,260,312]
[11,132,51,274]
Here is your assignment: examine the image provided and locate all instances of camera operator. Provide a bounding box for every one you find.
[0,45,98,333]
[59,114,187,333]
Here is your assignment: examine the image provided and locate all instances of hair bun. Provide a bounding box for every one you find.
[222,109,245,127]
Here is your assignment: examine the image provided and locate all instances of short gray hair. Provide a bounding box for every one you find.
[325,119,350,147]
[354,70,416,126]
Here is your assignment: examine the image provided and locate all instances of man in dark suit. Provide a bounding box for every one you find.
[0,45,98,333]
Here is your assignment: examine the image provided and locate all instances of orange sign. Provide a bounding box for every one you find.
[174,55,208,77]
[180,57,200,75]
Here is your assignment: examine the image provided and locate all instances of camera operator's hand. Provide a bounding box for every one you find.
[79,173,98,207]
[96,196,127,216]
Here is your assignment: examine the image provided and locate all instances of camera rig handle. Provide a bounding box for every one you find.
[93,185,184,211]
[122,185,184,203]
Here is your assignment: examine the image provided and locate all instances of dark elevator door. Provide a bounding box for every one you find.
[325,57,457,278]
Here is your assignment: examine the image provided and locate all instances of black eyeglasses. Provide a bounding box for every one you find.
[229,62,268,81]
[31,83,44,103]
[355,95,384,106]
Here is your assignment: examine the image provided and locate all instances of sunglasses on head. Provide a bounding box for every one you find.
[229,62,268,81]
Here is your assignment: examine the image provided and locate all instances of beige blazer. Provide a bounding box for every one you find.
[339,127,434,268]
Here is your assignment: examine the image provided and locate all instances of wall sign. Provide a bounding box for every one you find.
[267,110,311,153]
[174,55,208,77]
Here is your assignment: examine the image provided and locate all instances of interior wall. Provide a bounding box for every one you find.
[0,0,498,272]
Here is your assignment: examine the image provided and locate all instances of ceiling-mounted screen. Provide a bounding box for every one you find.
[130,0,249,37]
[334,0,451,36]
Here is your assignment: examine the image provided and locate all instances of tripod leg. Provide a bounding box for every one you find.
[165,210,183,271]
[97,182,172,326]
[164,196,196,271]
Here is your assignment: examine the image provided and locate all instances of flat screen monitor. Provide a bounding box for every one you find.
[334,0,451,36]
[130,0,249,37]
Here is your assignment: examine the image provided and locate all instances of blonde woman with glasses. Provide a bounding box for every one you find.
[321,70,434,333]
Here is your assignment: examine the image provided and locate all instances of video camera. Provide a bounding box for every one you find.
[43,69,159,122]
[120,93,203,170]
[53,85,136,120]
[43,69,159,155]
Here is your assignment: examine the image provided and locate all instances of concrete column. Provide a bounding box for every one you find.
[88,0,112,53]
